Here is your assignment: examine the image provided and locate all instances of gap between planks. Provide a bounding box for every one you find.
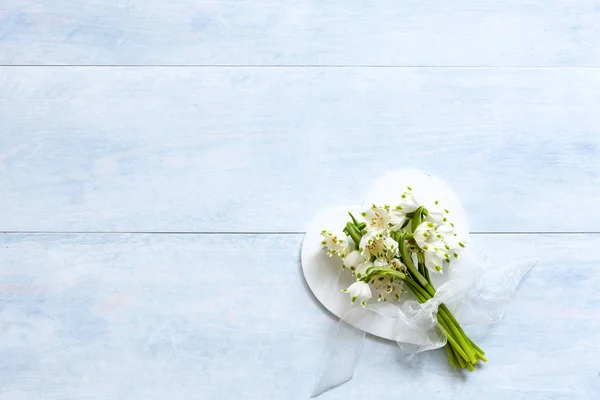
[1,231,600,235]
[3,65,600,68]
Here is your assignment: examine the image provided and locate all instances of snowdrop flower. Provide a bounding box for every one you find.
[320,230,353,257]
[414,222,445,252]
[343,250,364,270]
[369,258,389,275]
[355,260,374,279]
[423,251,446,274]
[427,201,450,225]
[436,224,467,258]
[362,205,391,233]
[359,231,385,259]
[360,232,398,260]
[370,273,405,302]
[414,222,449,273]
[397,187,420,213]
[382,236,399,259]
[388,209,407,231]
[363,259,405,301]
[343,281,372,306]
[373,258,387,268]
[390,258,407,272]
[344,251,374,278]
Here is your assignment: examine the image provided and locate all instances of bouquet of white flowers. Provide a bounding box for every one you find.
[302,170,536,396]
[321,186,483,370]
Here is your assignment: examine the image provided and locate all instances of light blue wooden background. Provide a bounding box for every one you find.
[1,2,600,399]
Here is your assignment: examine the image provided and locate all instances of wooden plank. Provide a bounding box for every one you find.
[1,1,599,66]
[0,232,597,399]
[1,67,599,232]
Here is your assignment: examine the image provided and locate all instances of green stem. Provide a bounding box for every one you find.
[417,252,431,284]
[402,277,430,300]
[348,212,359,226]
[439,310,476,363]
[345,222,362,247]
[474,351,487,363]
[439,304,478,363]
[452,345,466,369]
[400,218,411,230]
[474,350,487,363]
[417,259,425,276]
[398,234,429,287]
[408,208,435,292]
[471,344,484,356]
[444,328,471,362]
[346,213,366,231]
[445,343,457,367]
[411,207,425,232]
[422,281,436,297]
[467,338,487,362]
[423,264,431,284]
[468,338,485,356]
[367,269,408,282]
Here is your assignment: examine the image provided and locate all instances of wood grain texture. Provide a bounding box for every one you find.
[2,1,598,399]
[1,67,599,232]
[1,1,600,66]
[0,232,598,399]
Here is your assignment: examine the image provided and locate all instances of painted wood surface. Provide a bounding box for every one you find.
[0,233,598,399]
[1,1,600,66]
[2,1,599,398]
[1,67,599,233]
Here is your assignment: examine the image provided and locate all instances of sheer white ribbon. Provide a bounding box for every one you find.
[311,253,538,397]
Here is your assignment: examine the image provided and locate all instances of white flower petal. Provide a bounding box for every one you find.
[363,206,391,233]
[321,230,354,257]
[359,231,386,259]
[344,281,372,306]
[398,190,420,213]
[374,258,387,268]
[343,250,364,270]
[413,222,429,249]
[355,261,374,279]
[388,209,406,231]
[427,204,450,225]
[390,258,407,272]
[371,274,404,302]
[424,251,444,274]
[432,224,466,258]
[382,237,398,258]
